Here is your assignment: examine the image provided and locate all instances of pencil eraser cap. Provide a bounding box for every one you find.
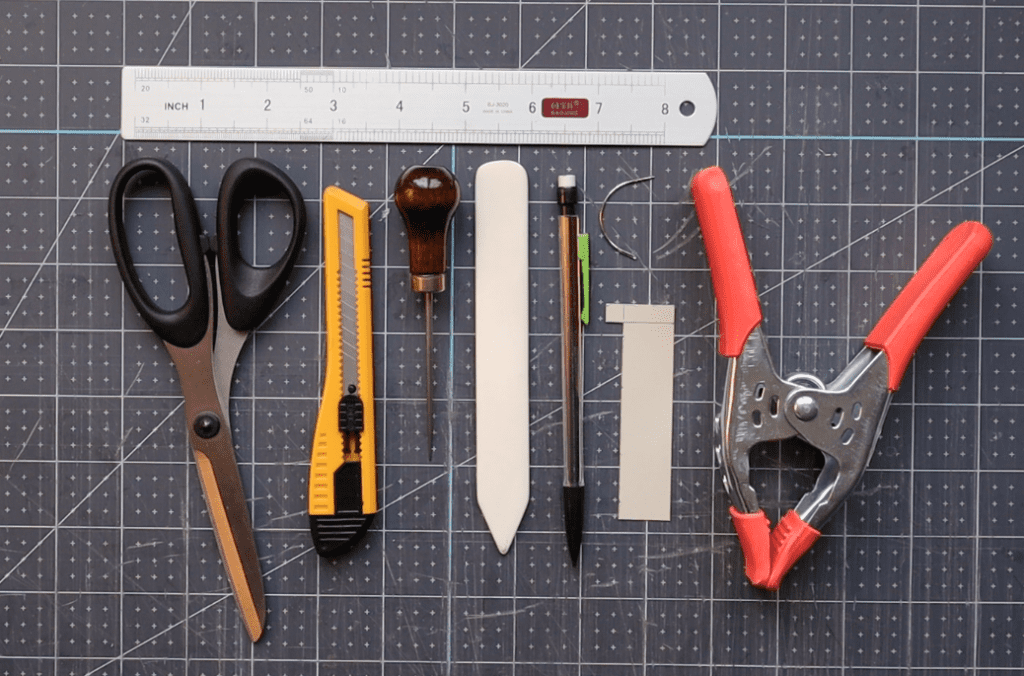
[557,175,576,188]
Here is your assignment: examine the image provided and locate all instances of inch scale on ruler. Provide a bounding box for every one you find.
[121,67,717,147]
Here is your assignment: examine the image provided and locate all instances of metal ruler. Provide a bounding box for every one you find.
[121,67,717,146]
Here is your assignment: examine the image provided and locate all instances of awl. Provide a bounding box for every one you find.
[395,166,460,461]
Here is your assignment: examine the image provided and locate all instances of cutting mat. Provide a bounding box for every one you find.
[2,1,1023,674]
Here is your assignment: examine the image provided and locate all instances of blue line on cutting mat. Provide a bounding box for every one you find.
[5,129,1024,144]
[445,146,457,675]
[714,134,1024,143]
[0,129,121,135]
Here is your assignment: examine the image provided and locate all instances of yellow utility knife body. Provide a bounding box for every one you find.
[309,186,377,556]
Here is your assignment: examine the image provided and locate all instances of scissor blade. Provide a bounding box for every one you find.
[166,339,266,642]
[212,302,250,421]
[193,448,266,642]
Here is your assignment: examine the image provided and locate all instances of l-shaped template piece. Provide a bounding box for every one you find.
[606,304,676,521]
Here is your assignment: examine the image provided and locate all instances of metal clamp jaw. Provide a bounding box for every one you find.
[717,326,892,589]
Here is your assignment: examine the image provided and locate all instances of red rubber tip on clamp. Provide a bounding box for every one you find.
[729,506,772,588]
[764,510,821,591]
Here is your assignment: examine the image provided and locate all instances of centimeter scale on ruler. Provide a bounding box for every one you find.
[121,67,717,147]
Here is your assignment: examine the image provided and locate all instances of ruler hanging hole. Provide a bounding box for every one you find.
[679,101,696,117]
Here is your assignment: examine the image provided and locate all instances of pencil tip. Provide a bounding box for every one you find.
[563,485,584,566]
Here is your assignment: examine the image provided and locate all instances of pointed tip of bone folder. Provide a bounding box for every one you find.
[491,530,515,555]
[479,497,525,556]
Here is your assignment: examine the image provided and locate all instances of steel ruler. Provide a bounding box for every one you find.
[121,67,717,146]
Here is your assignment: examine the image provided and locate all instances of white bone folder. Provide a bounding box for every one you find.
[474,160,531,554]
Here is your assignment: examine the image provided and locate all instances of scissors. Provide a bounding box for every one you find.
[108,157,306,642]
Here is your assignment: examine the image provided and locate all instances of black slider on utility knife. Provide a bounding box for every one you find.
[308,186,377,557]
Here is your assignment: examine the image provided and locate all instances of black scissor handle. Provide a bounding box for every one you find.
[109,158,210,348]
[216,158,307,332]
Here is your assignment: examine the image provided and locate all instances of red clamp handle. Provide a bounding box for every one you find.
[865,221,992,391]
[691,167,763,358]
[729,507,772,588]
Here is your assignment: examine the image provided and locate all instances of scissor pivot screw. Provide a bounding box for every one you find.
[194,413,221,439]
[793,396,819,421]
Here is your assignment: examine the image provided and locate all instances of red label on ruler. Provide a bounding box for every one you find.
[542,98,589,118]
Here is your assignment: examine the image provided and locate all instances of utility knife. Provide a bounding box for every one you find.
[309,186,377,557]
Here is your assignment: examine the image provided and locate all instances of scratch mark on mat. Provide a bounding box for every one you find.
[464,601,542,621]
[0,134,120,343]
[644,543,726,562]
[520,3,588,69]
[380,455,474,512]
[0,402,182,587]
[2,414,42,478]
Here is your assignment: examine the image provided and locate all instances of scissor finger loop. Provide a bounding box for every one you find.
[217,157,307,332]
[109,158,209,348]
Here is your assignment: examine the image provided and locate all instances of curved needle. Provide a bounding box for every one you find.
[598,175,654,261]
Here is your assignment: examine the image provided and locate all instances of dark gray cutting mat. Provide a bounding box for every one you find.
[1,0,1023,674]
